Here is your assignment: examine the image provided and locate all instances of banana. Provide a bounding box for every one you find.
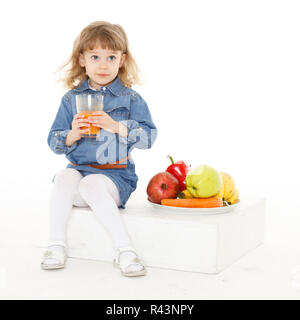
[178,189,194,199]
[227,188,239,205]
[221,172,235,201]
[215,175,225,199]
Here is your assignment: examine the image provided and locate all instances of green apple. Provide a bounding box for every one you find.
[185,165,221,198]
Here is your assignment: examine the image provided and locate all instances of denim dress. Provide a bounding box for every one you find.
[47,77,158,209]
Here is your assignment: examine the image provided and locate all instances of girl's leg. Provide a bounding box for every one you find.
[78,174,144,273]
[42,168,84,268]
[78,174,131,249]
[73,189,89,208]
[49,168,84,243]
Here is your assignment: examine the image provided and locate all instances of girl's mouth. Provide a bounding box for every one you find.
[97,74,109,77]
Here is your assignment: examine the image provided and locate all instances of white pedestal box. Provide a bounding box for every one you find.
[67,195,265,274]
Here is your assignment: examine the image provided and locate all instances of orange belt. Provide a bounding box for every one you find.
[70,156,129,169]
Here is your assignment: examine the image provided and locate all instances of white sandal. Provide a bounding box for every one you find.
[40,241,67,270]
[113,246,147,277]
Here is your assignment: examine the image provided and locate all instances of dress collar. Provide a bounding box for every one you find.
[73,77,126,96]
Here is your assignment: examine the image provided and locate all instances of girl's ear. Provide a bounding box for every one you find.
[119,54,126,68]
[79,53,85,67]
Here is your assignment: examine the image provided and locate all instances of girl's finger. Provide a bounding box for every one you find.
[76,123,89,130]
[87,121,99,126]
[76,122,90,128]
[91,111,104,115]
[88,115,102,120]
[79,128,90,133]
[79,124,90,129]
[74,114,84,119]
[73,120,83,125]
[77,119,90,124]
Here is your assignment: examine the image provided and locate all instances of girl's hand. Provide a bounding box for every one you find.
[70,113,91,141]
[87,111,119,134]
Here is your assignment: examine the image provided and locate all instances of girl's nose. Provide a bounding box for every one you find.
[98,61,108,69]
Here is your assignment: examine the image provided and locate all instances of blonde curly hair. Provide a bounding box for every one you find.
[58,21,140,89]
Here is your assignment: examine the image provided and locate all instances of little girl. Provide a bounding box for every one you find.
[41,21,157,277]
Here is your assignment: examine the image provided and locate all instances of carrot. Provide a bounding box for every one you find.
[161,197,223,208]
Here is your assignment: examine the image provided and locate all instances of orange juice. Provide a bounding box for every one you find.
[79,111,100,136]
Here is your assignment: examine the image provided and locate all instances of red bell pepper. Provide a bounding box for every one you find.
[166,155,190,191]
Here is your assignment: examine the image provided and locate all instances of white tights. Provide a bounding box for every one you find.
[49,168,133,250]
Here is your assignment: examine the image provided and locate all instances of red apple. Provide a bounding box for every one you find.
[147,172,180,204]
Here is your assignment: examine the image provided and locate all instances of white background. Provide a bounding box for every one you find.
[0,0,299,248]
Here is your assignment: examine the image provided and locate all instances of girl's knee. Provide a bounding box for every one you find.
[78,174,121,206]
[53,168,82,185]
[78,174,107,196]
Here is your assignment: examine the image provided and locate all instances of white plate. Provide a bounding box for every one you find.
[148,200,239,215]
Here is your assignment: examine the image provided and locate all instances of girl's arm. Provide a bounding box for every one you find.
[47,95,78,155]
[118,93,158,150]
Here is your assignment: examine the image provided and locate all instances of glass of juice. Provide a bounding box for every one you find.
[75,93,104,138]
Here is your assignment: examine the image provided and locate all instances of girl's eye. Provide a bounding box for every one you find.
[91,55,99,60]
[108,56,116,61]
